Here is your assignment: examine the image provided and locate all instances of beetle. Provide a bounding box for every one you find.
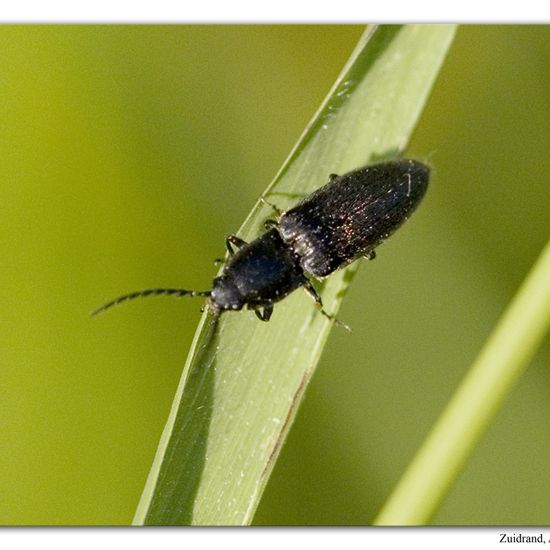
[92,159,429,326]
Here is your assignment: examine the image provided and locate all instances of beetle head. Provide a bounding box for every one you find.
[209,276,244,314]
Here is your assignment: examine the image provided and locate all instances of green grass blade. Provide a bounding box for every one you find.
[133,24,457,526]
[375,239,550,525]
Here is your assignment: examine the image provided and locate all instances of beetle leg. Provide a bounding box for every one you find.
[303,280,351,332]
[259,196,283,217]
[254,305,273,322]
[328,173,339,183]
[364,250,376,261]
[226,235,247,256]
[264,219,279,231]
[303,279,324,308]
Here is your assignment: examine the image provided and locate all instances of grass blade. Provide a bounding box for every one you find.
[375,239,550,525]
[133,24,457,526]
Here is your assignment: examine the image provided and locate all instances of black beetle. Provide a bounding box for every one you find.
[92,159,429,325]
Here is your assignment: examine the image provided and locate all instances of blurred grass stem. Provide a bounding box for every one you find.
[375,239,550,525]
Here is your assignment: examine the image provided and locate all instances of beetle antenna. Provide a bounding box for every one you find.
[91,288,211,317]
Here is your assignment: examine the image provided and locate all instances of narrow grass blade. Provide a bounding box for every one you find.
[375,239,550,525]
[134,24,457,526]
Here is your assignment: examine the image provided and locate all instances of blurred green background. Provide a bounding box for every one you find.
[0,25,548,525]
